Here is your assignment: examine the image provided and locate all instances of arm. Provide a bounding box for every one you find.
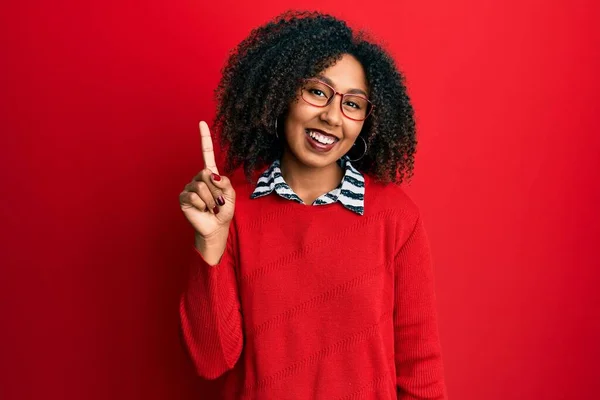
[179,223,243,379]
[179,121,242,379]
[394,217,448,399]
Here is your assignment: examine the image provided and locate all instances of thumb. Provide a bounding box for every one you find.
[210,173,236,199]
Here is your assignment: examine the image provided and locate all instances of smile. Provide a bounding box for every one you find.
[304,129,339,153]
[306,129,337,144]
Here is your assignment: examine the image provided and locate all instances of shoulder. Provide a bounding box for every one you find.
[363,174,421,223]
[363,175,430,252]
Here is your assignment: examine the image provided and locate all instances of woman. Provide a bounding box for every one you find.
[179,10,447,399]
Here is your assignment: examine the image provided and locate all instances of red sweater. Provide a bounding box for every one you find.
[180,172,447,399]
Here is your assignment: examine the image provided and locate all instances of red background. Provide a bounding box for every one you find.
[2,0,599,399]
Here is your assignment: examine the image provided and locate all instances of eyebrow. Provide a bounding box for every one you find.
[317,75,369,97]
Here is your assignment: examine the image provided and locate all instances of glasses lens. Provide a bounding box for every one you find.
[301,80,372,121]
[301,81,333,107]
[341,95,370,120]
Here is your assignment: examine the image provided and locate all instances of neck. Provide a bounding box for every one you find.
[280,150,343,204]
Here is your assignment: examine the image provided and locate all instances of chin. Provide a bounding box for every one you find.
[287,145,349,169]
[299,153,339,168]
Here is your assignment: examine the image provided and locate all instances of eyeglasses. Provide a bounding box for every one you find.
[300,78,374,121]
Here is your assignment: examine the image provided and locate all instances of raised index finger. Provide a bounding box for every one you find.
[199,121,219,175]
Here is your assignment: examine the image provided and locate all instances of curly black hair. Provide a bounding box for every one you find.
[214,10,416,184]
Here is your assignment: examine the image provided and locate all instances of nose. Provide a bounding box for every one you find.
[320,93,343,126]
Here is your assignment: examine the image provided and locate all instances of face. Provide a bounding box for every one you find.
[283,54,369,169]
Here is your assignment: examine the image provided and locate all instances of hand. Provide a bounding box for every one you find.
[179,121,236,240]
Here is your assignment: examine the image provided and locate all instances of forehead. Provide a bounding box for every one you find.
[317,54,368,93]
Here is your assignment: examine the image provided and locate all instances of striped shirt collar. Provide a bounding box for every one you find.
[250,157,365,215]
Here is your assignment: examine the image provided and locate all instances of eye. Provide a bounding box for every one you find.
[310,89,327,97]
[344,100,361,110]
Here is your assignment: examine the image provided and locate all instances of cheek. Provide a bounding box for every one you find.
[337,123,364,151]
[292,102,317,120]
[285,102,318,129]
[345,123,364,141]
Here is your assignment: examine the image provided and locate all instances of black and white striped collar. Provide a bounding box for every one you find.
[250,157,365,215]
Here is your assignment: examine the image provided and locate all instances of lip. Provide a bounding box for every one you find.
[305,128,339,140]
[304,128,339,153]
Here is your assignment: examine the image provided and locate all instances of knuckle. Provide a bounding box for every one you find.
[194,181,207,192]
[204,196,216,208]
[179,191,188,204]
[194,200,207,211]
[193,171,203,181]
[190,194,204,207]
[198,182,210,195]
[194,169,211,183]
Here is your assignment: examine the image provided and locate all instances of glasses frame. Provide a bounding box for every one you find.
[300,78,375,121]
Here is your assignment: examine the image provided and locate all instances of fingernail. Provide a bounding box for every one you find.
[212,173,221,181]
[213,206,220,215]
[217,196,225,206]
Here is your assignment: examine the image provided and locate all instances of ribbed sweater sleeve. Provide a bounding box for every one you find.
[394,216,448,399]
[179,225,243,380]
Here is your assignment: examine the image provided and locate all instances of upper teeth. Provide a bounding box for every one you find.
[308,130,335,145]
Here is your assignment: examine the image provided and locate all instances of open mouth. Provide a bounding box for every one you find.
[305,129,339,146]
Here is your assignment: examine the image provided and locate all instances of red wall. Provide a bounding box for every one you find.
[2,1,599,399]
